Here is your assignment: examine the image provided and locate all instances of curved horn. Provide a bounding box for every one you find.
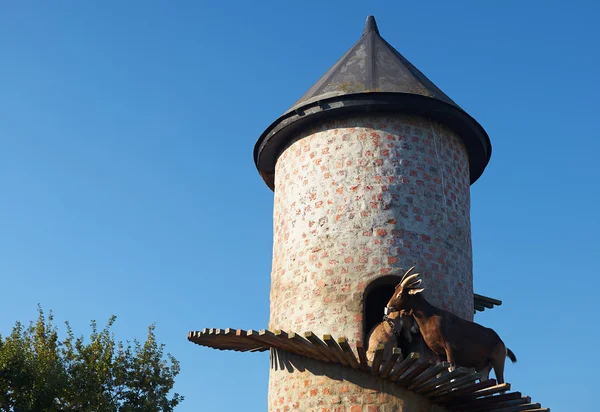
[406,278,422,288]
[401,273,421,288]
[399,266,416,284]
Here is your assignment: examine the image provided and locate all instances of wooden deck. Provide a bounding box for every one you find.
[188,328,548,412]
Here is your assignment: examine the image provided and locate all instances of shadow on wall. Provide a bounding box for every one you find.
[270,350,444,411]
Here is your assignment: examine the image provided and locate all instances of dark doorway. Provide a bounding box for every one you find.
[363,276,431,360]
[363,276,401,339]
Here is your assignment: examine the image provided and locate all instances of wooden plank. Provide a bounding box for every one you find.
[517,409,549,412]
[305,332,340,363]
[483,401,540,412]
[474,293,502,306]
[441,383,511,405]
[273,330,313,358]
[288,332,329,362]
[414,367,462,395]
[395,361,431,387]
[247,347,269,352]
[467,397,531,412]
[379,348,401,379]
[408,362,451,391]
[471,383,511,398]
[193,328,261,351]
[241,330,293,353]
[246,329,276,346]
[259,329,300,354]
[355,341,370,372]
[452,392,523,411]
[323,334,350,367]
[474,304,486,312]
[337,337,360,369]
[417,367,477,396]
[273,330,303,353]
[421,371,479,397]
[389,353,420,381]
[432,379,498,403]
[370,344,385,376]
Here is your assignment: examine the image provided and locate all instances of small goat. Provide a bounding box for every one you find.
[385,267,517,384]
[365,311,416,362]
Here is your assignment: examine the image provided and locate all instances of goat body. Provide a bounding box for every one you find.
[386,272,517,384]
[406,297,516,383]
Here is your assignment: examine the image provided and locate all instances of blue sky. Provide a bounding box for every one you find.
[1,1,598,410]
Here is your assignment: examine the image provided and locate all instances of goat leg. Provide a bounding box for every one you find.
[444,346,456,372]
[478,365,492,381]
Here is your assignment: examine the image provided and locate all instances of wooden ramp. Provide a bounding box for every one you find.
[188,328,548,412]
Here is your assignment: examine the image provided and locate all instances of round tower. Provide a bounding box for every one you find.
[254,16,491,411]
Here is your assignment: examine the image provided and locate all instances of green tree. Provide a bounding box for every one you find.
[0,307,183,412]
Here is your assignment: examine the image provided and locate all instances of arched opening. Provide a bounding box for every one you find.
[363,275,426,359]
[363,275,401,339]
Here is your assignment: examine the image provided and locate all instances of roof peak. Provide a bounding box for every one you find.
[363,15,380,36]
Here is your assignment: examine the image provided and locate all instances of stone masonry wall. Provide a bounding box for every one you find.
[269,114,473,339]
[267,114,472,411]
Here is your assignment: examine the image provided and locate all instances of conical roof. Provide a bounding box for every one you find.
[254,16,491,190]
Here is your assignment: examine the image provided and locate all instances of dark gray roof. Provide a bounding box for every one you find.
[287,16,459,114]
[254,16,492,190]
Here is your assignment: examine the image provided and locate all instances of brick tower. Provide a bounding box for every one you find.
[189,15,549,412]
[253,15,491,411]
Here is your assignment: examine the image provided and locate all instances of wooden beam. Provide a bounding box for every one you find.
[418,368,477,397]
[516,409,549,412]
[268,330,313,358]
[323,334,350,367]
[467,397,531,412]
[408,362,451,391]
[415,366,474,395]
[421,371,479,397]
[305,332,339,363]
[474,304,486,312]
[288,332,327,361]
[432,379,497,403]
[441,383,511,406]
[471,383,511,398]
[273,330,311,358]
[474,293,502,306]
[337,337,360,369]
[389,353,420,381]
[370,344,385,376]
[489,402,541,412]
[379,348,401,379]
[395,361,432,388]
[452,392,523,411]
[355,341,370,372]
[193,328,261,351]
[478,301,495,309]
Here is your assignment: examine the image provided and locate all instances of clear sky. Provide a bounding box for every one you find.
[1,1,598,410]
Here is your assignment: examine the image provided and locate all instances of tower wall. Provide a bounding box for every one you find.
[268,114,473,410]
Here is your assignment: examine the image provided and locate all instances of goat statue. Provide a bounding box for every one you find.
[385,267,517,384]
[365,310,417,362]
